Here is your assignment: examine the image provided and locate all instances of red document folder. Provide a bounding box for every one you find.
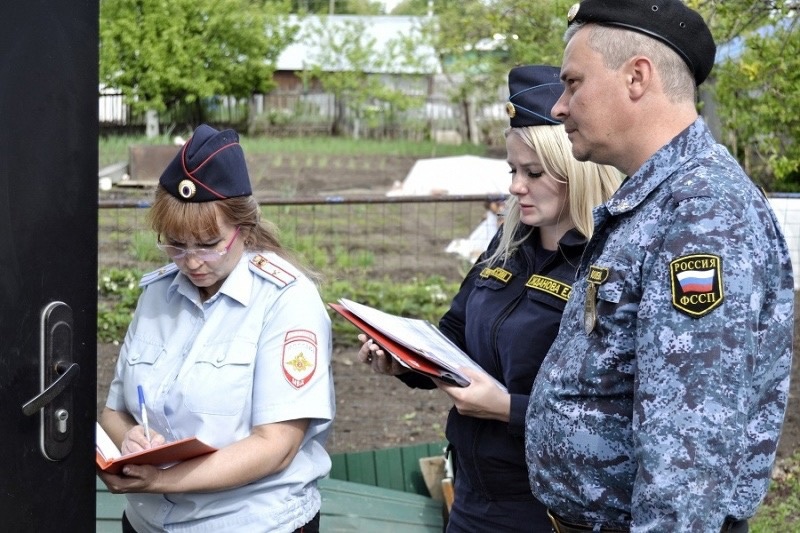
[96,424,217,474]
[328,302,467,386]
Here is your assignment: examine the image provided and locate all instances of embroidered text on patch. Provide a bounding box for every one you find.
[526,275,571,301]
[479,267,513,283]
[669,253,724,317]
[282,330,318,388]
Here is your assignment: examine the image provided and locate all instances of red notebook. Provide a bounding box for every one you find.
[329,302,469,387]
[96,423,217,474]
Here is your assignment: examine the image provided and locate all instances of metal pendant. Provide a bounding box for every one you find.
[584,282,597,335]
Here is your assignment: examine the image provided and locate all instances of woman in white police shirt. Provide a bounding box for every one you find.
[357,66,621,531]
[98,124,334,533]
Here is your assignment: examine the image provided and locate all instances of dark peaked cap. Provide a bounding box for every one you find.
[567,0,717,86]
[159,124,252,202]
[506,65,563,128]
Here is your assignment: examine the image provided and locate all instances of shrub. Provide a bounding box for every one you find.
[97,267,460,346]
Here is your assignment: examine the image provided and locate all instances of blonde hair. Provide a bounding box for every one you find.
[483,124,621,266]
[566,22,696,103]
[148,187,322,283]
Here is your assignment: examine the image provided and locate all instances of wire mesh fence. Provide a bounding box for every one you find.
[99,192,800,289]
[98,195,508,285]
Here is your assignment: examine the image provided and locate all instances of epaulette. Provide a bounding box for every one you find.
[249,254,298,289]
[139,263,179,287]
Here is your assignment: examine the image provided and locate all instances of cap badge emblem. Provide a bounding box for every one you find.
[178,179,197,199]
[505,102,516,118]
[567,2,580,22]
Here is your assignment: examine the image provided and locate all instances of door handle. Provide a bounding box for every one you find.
[22,362,80,416]
[20,302,80,460]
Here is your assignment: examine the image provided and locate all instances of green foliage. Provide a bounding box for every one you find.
[751,451,800,532]
[237,134,486,157]
[690,0,778,43]
[99,0,298,115]
[689,1,800,190]
[99,133,485,168]
[97,268,143,343]
[96,266,459,347]
[129,231,162,264]
[713,18,800,189]
[289,0,385,15]
[417,0,568,143]
[301,16,432,137]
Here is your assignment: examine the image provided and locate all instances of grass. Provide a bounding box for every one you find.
[99,133,486,168]
[751,452,800,531]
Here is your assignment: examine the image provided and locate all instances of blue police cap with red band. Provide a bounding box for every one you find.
[159,124,252,202]
[566,0,716,86]
[506,65,563,128]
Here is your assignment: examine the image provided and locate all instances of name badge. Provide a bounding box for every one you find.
[584,266,609,334]
[526,275,571,302]
[479,267,513,283]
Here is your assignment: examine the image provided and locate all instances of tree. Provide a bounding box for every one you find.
[691,0,800,190]
[392,0,435,16]
[301,16,433,137]
[289,0,385,15]
[713,18,800,189]
[100,0,298,126]
[417,0,568,143]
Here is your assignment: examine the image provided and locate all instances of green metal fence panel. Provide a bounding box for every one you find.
[97,476,444,532]
[328,440,448,496]
[348,449,380,486]
[374,446,406,492]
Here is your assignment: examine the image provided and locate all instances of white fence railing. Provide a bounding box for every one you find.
[769,195,800,290]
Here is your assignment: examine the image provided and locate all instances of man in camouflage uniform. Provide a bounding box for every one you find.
[525,1,795,532]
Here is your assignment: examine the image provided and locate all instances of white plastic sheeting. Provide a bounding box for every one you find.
[386,155,509,197]
[386,155,509,262]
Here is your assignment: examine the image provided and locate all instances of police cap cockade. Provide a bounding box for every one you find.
[506,65,563,128]
[567,0,716,86]
[159,124,252,202]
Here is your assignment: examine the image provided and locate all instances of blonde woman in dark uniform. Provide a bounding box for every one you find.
[358,65,621,531]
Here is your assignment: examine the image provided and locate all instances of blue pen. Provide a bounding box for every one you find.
[137,385,151,443]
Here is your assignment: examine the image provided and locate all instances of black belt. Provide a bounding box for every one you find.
[547,510,627,533]
[547,510,749,533]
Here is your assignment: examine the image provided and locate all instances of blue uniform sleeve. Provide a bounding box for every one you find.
[630,194,792,530]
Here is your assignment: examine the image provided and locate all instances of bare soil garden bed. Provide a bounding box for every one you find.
[97,152,800,464]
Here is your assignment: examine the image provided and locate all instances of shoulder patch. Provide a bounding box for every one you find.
[282,330,318,388]
[669,253,724,317]
[139,263,179,287]
[249,254,298,289]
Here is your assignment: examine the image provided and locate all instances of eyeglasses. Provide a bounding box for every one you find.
[157,227,240,262]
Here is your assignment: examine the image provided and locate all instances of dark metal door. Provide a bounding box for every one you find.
[0,2,98,529]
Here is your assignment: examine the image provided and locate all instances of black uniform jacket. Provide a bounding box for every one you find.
[401,226,586,499]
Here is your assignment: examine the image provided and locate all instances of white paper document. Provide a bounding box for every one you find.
[338,298,507,392]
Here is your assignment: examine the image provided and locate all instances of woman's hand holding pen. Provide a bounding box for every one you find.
[436,367,511,423]
[120,425,166,454]
[357,334,408,376]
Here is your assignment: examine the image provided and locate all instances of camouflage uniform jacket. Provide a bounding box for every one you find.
[525,118,794,532]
